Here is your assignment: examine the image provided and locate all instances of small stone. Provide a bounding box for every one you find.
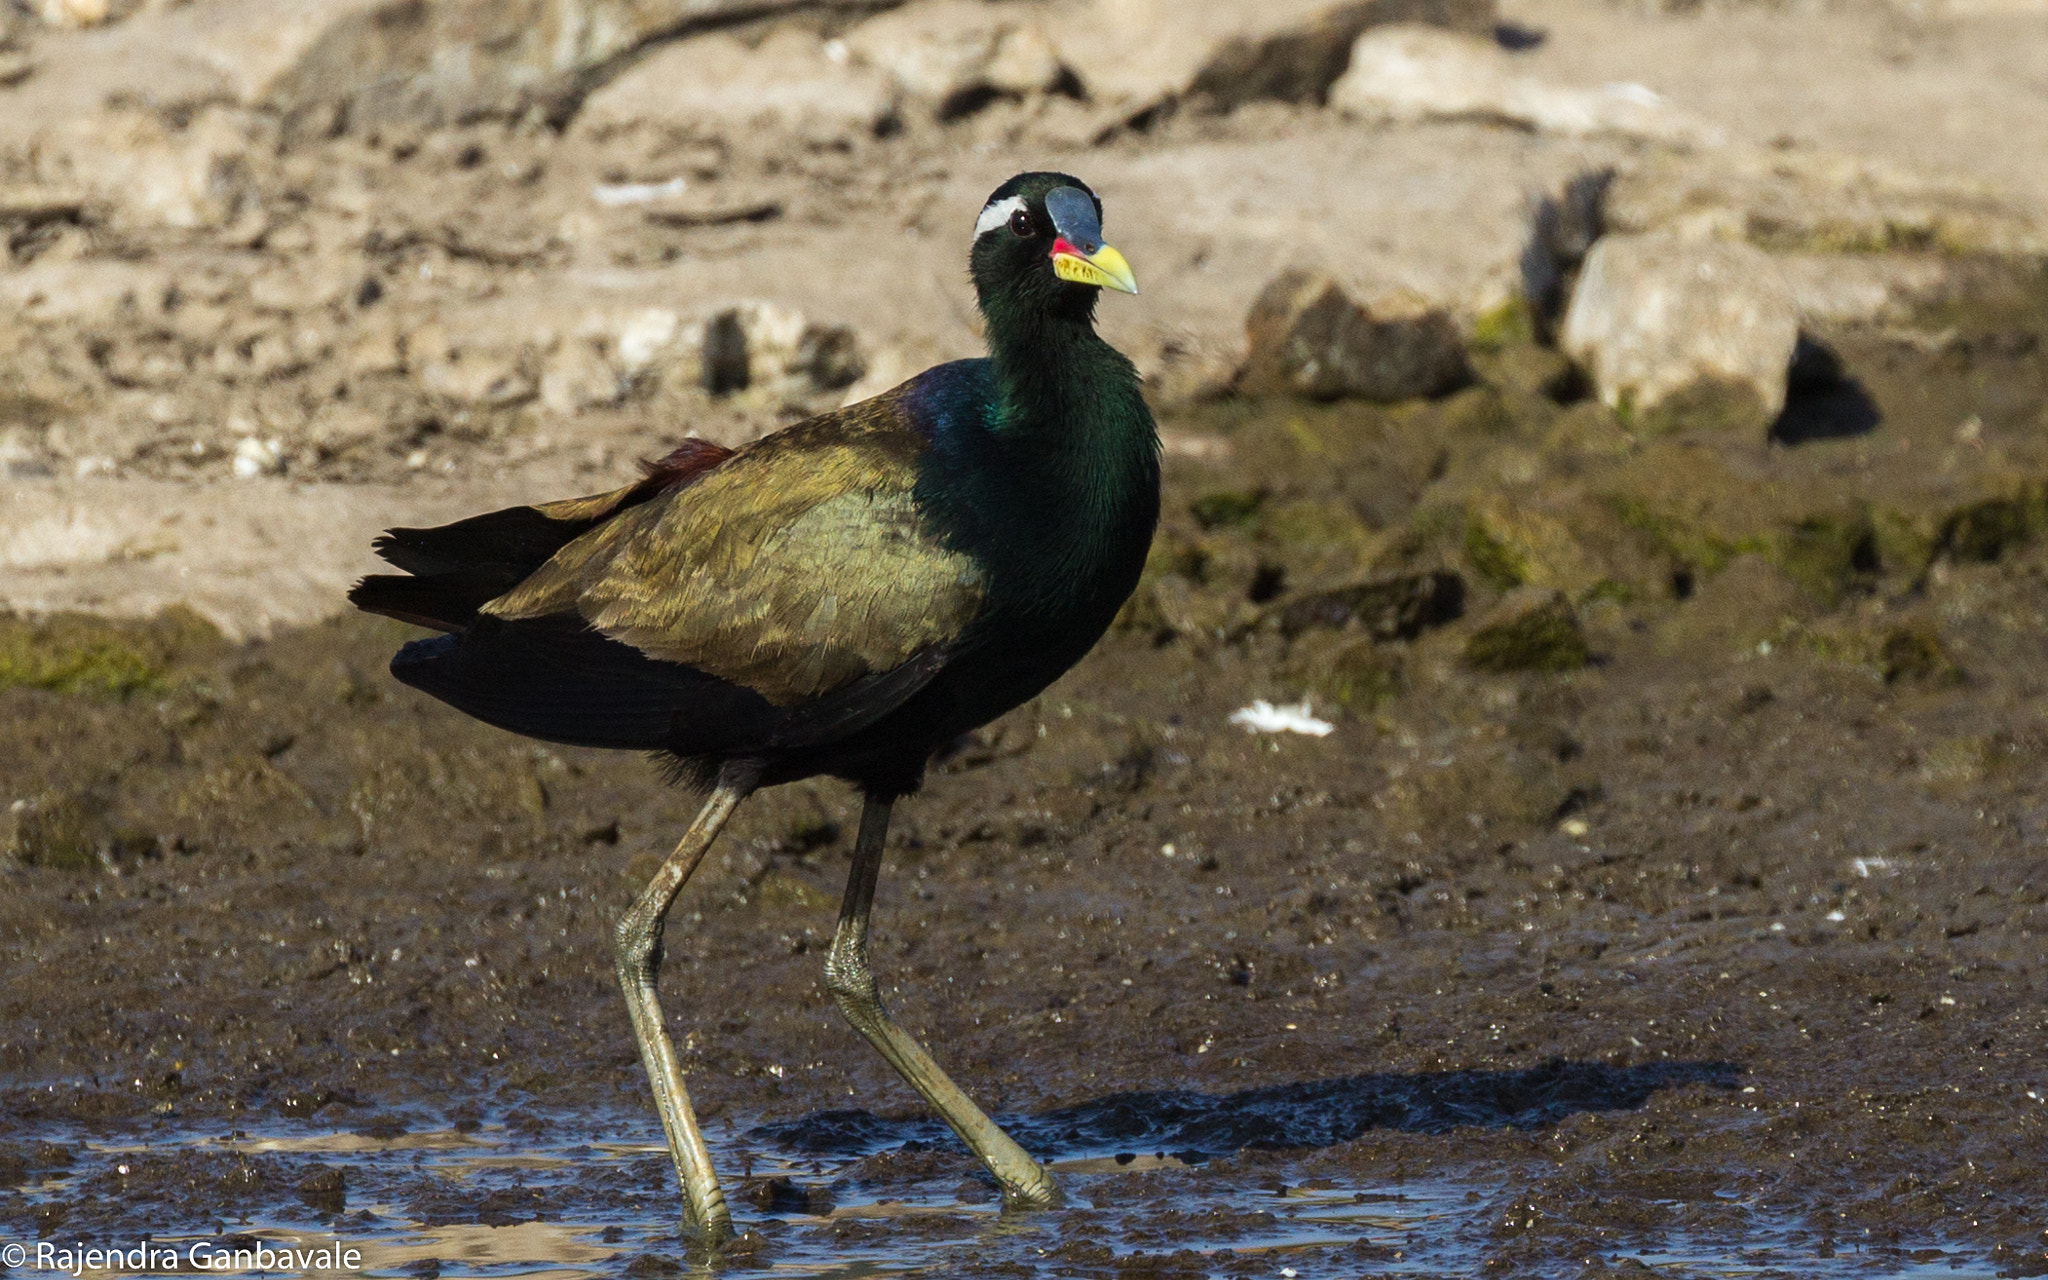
[296,1165,346,1209]
[539,341,623,415]
[1559,232,1799,438]
[612,309,683,376]
[1331,26,1721,145]
[230,436,284,478]
[1463,585,1588,672]
[741,1175,834,1214]
[1284,632,1403,714]
[1240,270,1468,402]
[45,106,271,231]
[1275,571,1465,640]
[1878,626,1963,685]
[701,303,865,402]
[416,350,536,407]
[1473,343,1579,402]
[5,792,107,872]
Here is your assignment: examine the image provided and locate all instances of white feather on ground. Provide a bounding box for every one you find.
[1227,700,1334,737]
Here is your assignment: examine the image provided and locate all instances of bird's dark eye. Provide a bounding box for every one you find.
[1007,209,1034,237]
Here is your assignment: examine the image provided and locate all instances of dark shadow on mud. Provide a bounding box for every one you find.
[753,1058,1743,1161]
[1771,381,1882,445]
[1772,334,1882,445]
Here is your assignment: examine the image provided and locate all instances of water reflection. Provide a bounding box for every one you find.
[3,1058,2002,1280]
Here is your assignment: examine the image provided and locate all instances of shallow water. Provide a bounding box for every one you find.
[4,1097,2005,1279]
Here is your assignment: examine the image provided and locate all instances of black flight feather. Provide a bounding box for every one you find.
[389,614,952,761]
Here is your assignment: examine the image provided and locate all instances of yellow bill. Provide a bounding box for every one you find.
[1052,242,1139,295]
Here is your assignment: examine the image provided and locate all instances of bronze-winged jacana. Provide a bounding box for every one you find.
[350,172,1157,1239]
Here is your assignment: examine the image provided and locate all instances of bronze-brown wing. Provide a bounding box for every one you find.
[350,439,735,633]
[482,415,986,707]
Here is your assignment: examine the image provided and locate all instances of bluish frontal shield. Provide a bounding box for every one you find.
[1045,187,1102,254]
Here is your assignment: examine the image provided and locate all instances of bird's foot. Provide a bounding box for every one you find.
[680,1225,769,1268]
[997,1171,1065,1212]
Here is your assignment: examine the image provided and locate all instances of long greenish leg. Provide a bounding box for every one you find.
[612,769,754,1243]
[824,794,1062,1209]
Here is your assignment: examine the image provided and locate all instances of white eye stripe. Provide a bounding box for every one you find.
[974,195,1028,239]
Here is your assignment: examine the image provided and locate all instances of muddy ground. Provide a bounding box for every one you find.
[3,266,2047,1276]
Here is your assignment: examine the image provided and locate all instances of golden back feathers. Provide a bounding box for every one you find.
[483,414,985,706]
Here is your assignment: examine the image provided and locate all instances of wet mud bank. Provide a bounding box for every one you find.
[4,280,2048,1275]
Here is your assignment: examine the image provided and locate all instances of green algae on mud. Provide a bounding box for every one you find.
[0,607,223,698]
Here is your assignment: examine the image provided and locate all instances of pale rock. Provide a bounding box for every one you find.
[1052,0,1496,121]
[247,258,357,312]
[1559,231,1799,438]
[0,0,904,154]
[540,339,625,414]
[301,402,385,456]
[41,106,271,232]
[574,29,897,144]
[1240,269,1467,402]
[842,0,1066,118]
[231,435,285,477]
[1,427,52,478]
[346,318,405,377]
[1140,336,1242,406]
[610,307,683,375]
[409,324,536,406]
[4,791,106,871]
[0,259,175,326]
[985,24,1065,96]
[1772,254,1956,326]
[838,345,922,407]
[417,354,535,407]
[1332,25,1723,145]
[703,302,864,401]
[35,0,111,29]
[0,476,562,638]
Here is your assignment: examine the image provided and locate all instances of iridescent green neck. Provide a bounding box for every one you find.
[937,292,1159,611]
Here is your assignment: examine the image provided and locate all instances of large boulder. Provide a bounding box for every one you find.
[574,29,897,145]
[263,0,897,136]
[841,0,1067,120]
[1558,231,1798,438]
[1239,270,1468,402]
[1052,0,1495,123]
[0,0,903,153]
[1330,25,1721,145]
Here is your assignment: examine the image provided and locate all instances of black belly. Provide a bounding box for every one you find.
[388,583,1131,800]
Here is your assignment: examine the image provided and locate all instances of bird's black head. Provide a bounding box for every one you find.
[969,172,1138,323]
